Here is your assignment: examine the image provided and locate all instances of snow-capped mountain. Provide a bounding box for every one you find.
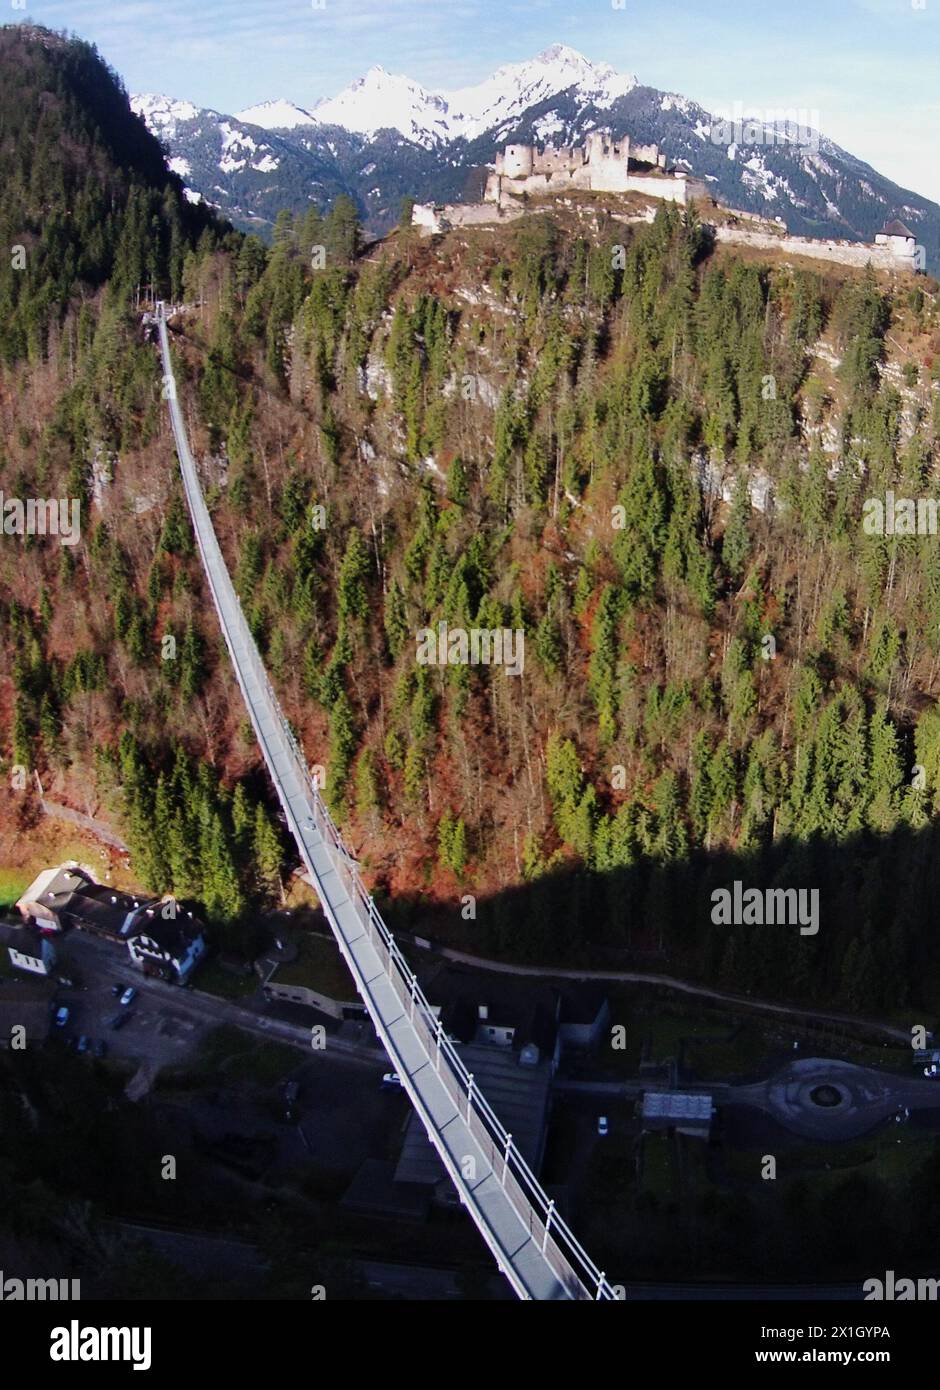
[238,44,638,149]
[132,45,940,266]
[234,98,318,131]
[311,66,453,146]
[131,93,202,139]
[131,93,354,229]
[443,44,638,141]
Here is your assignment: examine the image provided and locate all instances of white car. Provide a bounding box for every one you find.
[119,987,137,1007]
[381,1072,403,1090]
[597,1116,609,1137]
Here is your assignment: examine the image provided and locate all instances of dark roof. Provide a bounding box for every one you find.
[394,1040,553,1186]
[515,1000,557,1056]
[439,996,477,1044]
[128,908,205,956]
[0,922,48,955]
[426,965,559,1047]
[0,980,54,1044]
[882,219,915,239]
[557,983,609,1026]
[45,883,155,937]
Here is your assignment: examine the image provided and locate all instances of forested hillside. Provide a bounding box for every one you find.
[4,28,940,1012]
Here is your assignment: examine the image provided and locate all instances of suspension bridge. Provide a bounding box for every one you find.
[155,303,616,1301]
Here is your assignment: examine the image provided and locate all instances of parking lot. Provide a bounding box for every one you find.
[51,933,214,1073]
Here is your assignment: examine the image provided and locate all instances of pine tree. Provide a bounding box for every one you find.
[253,802,283,902]
[722,474,751,580]
[324,195,361,264]
[355,747,381,820]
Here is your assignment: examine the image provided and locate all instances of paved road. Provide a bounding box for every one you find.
[729,1056,940,1140]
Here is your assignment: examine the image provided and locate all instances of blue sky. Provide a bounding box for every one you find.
[23,0,940,203]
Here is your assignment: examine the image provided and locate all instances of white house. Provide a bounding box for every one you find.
[125,905,206,983]
[0,922,57,977]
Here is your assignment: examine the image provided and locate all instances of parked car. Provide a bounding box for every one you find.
[54,1005,70,1028]
[381,1072,403,1090]
[597,1115,609,1137]
[119,986,137,1007]
[108,1012,129,1031]
[93,1039,107,1059]
[76,1035,90,1054]
[111,984,123,997]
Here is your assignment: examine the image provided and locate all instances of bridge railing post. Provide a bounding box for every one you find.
[542,1200,555,1253]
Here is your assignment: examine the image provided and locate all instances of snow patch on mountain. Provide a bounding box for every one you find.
[313,65,452,145]
[443,44,637,140]
[235,99,317,129]
[533,114,566,141]
[131,93,201,138]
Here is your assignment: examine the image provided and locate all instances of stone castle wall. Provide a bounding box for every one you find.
[624,173,709,205]
[713,224,918,273]
[412,199,919,278]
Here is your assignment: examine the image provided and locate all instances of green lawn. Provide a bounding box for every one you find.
[683,1025,775,1080]
[272,932,357,1002]
[193,957,258,1002]
[0,868,27,911]
[641,1133,677,1201]
[725,1127,934,1190]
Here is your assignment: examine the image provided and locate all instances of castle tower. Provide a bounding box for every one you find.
[501,144,534,179]
[583,130,606,165]
[584,129,630,169]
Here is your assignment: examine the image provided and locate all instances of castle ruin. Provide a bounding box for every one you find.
[411,133,925,276]
[483,131,708,209]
